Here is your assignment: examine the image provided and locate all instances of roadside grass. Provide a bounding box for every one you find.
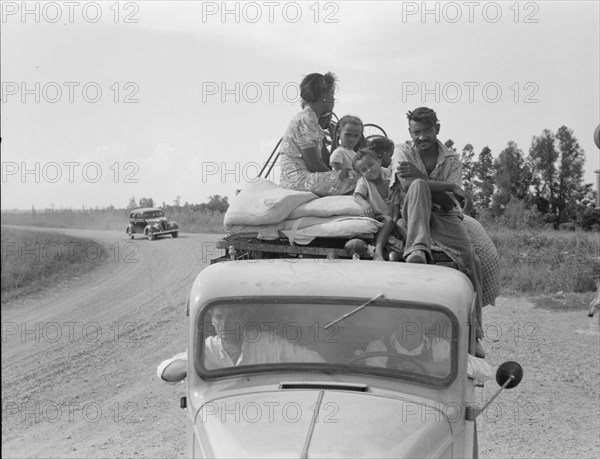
[1,227,108,304]
[489,228,600,311]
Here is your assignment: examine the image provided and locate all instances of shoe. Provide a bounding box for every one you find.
[475,339,486,358]
[406,250,427,264]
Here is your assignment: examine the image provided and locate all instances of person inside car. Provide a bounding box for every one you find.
[157,306,324,382]
[362,322,491,382]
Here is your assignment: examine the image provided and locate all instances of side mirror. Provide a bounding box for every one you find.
[467,361,523,420]
[496,361,523,389]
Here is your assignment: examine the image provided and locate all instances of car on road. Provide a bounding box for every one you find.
[126,207,179,240]
[182,259,522,458]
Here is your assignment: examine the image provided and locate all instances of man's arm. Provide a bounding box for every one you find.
[396,160,465,209]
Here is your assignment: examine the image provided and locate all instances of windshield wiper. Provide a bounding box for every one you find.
[323,293,385,329]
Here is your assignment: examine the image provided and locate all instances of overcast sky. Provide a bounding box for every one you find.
[1,0,599,210]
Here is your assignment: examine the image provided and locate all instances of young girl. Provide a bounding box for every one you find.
[353,148,404,261]
[366,136,395,169]
[330,115,363,180]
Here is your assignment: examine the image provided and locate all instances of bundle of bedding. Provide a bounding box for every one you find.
[223,179,381,244]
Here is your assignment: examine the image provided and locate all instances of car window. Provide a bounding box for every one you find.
[196,299,458,386]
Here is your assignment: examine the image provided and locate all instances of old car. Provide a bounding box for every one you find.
[182,259,522,458]
[126,207,179,240]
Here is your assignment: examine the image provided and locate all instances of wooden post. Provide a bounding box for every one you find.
[589,276,600,333]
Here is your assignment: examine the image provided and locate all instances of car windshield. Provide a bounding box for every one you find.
[144,210,164,218]
[196,298,458,386]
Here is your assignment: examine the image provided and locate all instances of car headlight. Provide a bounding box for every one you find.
[153,223,160,229]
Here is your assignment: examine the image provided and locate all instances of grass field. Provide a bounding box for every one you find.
[490,228,600,295]
[1,227,108,304]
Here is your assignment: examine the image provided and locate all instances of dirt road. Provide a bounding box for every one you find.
[2,228,599,458]
[2,228,212,458]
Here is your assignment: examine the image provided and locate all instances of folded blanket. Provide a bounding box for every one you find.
[226,216,383,244]
[226,216,352,240]
[289,195,365,219]
[224,179,318,228]
[282,217,383,245]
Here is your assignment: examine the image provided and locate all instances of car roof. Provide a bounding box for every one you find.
[131,207,163,213]
[190,260,474,321]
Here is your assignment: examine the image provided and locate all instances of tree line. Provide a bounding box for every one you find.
[448,125,598,230]
[126,195,230,214]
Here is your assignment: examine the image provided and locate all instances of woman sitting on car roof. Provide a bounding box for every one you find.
[279,72,357,196]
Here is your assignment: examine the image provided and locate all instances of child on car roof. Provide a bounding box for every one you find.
[353,148,404,261]
[330,115,364,181]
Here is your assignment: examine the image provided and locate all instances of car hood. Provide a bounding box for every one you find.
[193,389,453,458]
[145,217,167,223]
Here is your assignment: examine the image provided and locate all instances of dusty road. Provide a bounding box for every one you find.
[2,228,215,458]
[2,228,599,458]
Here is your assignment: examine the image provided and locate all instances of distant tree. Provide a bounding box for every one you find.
[529,126,588,223]
[206,195,229,213]
[460,143,476,192]
[529,129,558,216]
[139,197,154,208]
[444,139,455,150]
[127,197,137,210]
[577,203,600,231]
[473,146,494,210]
[491,141,531,215]
[173,196,181,207]
[459,143,477,216]
[555,126,586,222]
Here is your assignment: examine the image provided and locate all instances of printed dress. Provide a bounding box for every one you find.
[279,106,356,196]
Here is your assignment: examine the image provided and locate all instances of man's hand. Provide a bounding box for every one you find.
[397,161,425,179]
[431,191,456,211]
[452,186,466,206]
